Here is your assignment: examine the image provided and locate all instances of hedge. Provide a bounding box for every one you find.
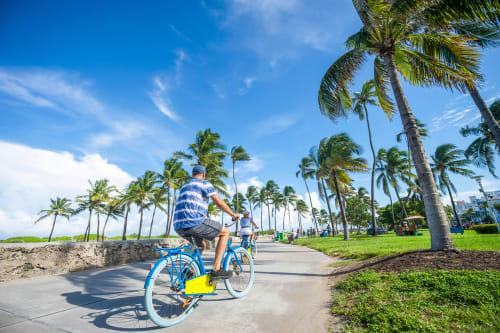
[472,224,499,234]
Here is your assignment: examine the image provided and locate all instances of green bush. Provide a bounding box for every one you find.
[472,224,499,234]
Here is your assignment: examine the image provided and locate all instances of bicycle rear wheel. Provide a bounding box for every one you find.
[251,240,257,259]
[144,253,201,327]
[223,247,254,298]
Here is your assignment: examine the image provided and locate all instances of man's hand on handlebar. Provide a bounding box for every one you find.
[231,213,240,221]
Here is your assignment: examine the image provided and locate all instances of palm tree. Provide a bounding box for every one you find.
[101,199,125,240]
[272,191,284,232]
[232,193,247,214]
[376,148,397,228]
[296,157,319,231]
[431,144,474,227]
[159,158,183,236]
[230,146,251,235]
[35,197,73,242]
[263,181,278,231]
[175,128,229,195]
[246,185,259,218]
[165,167,190,237]
[74,194,93,242]
[281,186,297,231]
[349,80,393,235]
[89,179,116,241]
[308,146,336,234]
[148,187,168,239]
[258,187,267,234]
[319,0,487,250]
[132,171,159,240]
[317,134,369,240]
[295,199,309,233]
[461,99,499,177]
[384,147,411,221]
[120,182,137,240]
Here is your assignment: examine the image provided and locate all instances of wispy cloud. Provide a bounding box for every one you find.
[169,24,191,41]
[238,76,257,95]
[0,68,103,115]
[252,113,301,137]
[148,50,187,122]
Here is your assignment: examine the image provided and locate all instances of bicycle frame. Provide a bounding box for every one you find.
[144,238,244,292]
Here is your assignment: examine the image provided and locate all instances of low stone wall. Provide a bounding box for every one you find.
[0,234,275,282]
[0,238,192,282]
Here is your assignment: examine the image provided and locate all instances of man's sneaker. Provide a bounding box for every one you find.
[210,270,233,280]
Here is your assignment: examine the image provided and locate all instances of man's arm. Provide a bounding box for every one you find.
[252,221,259,229]
[211,194,239,219]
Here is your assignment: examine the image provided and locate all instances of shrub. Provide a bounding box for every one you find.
[472,224,499,234]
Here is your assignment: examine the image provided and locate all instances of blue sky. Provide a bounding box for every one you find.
[1,0,499,238]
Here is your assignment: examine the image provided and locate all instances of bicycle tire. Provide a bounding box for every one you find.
[144,253,201,327]
[223,247,254,298]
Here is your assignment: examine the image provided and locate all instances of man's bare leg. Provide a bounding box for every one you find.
[213,226,229,271]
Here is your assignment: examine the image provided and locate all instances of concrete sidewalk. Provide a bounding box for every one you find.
[0,240,334,332]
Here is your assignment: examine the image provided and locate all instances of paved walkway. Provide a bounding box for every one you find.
[0,240,334,332]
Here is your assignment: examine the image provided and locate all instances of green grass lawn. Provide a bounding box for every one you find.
[294,230,500,260]
[333,270,500,332]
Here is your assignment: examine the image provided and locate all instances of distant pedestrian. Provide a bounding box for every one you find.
[327,224,332,236]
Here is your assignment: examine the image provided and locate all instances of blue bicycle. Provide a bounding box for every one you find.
[144,236,254,327]
[240,235,257,260]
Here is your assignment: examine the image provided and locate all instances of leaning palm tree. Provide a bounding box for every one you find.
[319,0,488,250]
[296,157,319,231]
[101,199,125,241]
[175,128,229,195]
[89,179,116,241]
[295,199,309,233]
[431,144,474,227]
[35,197,73,242]
[461,99,499,177]
[318,133,369,240]
[351,79,393,235]
[230,146,251,235]
[375,148,397,228]
[281,186,296,231]
[148,187,168,239]
[132,171,159,240]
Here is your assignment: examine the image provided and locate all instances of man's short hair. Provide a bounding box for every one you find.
[192,165,206,175]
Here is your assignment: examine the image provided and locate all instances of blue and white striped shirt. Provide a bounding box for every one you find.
[173,178,216,229]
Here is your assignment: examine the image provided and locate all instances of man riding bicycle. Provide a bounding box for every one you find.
[173,165,239,280]
[239,211,258,242]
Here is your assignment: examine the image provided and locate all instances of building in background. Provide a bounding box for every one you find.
[455,191,500,224]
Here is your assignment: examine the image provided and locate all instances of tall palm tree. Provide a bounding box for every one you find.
[308,146,336,233]
[166,167,190,237]
[384,147,411,220]
[461,99,499,177]
[281,186,296,231]
[148,187,168,239]
[175,128,229,195]
[101,199,125,241]
[350,80,393,235]
[263,181,279,231]
[89,179,116,241]
[159,158,182,236]
[376,148,397,228]
[231,193,247,214]
[431,144,474,227]
[74,194,93,242]
[230,146,251,235]
[258,187,266,234]
[296,157,319,231]
[35,197,73,242]
[295,199,309,233]
[120,182,137,240]
[132,171,159,240]
[319,0,487,250]
[246,185,259,218]
[317,133,369,240]
[272,191,284,232]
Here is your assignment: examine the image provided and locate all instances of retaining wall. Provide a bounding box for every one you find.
[0,235,274,282]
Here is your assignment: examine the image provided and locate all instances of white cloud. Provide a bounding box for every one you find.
[89,120,149,149]
[0,141,134,239]
[252,113,301,136]
[149,50,187,122]
[0,68,103,115]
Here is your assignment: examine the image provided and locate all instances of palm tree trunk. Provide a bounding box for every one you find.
[122,205,130,240]
[388,192,396,230]
[304,178,319,230]
[391,179,407,220]
[363,104,378,236]
[96,204,100,242]
[166,189,177,237]
[165,185,170,236]
[274,207,277,232]
[260,200,264,235]
[102,213,111,241]
[384,53,454,250]
[320,177,336,236]
[468,85,500,148]
[149,205,157,239]
[85,208,93,242]
[48,214,57,242]
[282,203,287,231]
[399,189,412,224]
[445,182,462,227]
[332,172,349,240]
[137,205,144,240]
[233,161,239,236]
[267,203,271,231]
[288,206,292,232]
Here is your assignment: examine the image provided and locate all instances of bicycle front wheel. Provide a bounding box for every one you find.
[223,247,254,298]
[144,253,201,327]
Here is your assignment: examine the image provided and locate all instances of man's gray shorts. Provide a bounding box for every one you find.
[175,219,223,247]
